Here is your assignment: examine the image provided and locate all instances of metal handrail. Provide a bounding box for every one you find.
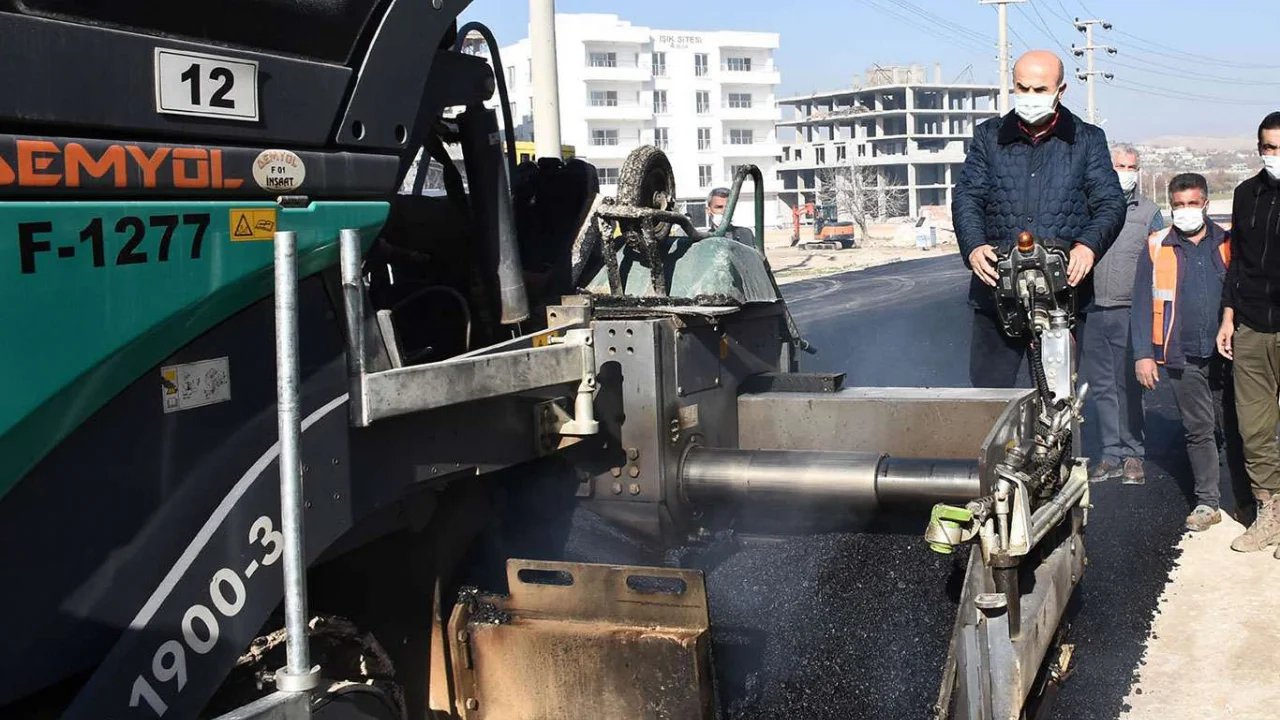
[272,231,320,692]
[713,166,815,355]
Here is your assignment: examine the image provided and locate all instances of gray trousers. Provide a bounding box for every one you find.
[1081,307,1144,462]
[1168,357,1232,509]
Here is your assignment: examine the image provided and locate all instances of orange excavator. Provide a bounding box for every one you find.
[791,203,856,249]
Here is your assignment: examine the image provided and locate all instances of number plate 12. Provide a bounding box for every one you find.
[154,48,259,122]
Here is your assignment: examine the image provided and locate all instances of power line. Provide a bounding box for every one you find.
[1014,3,1073,56]
[1104,56,1280,87]
[851,0,992,55]
[1107,78,1278,107]
[1009,24,1034,52]
[1046,0,1074,23]
[881,0,991,46]
[1111,28,1280,70]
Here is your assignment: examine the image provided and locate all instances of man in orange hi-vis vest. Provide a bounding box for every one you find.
[1132,173,1240,532]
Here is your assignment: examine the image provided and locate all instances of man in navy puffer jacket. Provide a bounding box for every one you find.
[953,50,1126,388]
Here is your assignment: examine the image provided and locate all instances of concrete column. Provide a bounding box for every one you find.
[907,163,919,217]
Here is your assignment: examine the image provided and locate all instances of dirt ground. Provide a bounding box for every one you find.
[762,226,958,284]
[1120,514,1280,720]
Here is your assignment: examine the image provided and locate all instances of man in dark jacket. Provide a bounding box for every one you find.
[1083,144,1164,485]
[1132,174,1234,532]
[953,50,1126,388]
[1216,111,1280,553]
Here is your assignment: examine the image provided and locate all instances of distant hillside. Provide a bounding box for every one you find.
[1140,135,1256,152]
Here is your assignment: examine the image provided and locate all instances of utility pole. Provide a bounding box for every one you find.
[530,0,562,159]
[979,0,1026,113]
[1072,18,1116,124]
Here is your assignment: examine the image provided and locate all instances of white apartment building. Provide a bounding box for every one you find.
[500,13,784,227]
[776,64,999,219]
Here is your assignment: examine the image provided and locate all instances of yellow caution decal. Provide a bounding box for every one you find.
[229,207,277,242]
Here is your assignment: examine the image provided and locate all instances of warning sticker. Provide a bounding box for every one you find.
[161,357,232,414]
[229,207,277,242]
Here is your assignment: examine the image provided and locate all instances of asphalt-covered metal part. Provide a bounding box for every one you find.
[448,560,713,720]
[681,448,980,510]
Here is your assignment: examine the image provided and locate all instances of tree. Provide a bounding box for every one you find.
[815,162,909,236]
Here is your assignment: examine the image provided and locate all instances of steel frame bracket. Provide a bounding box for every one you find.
[338,229,601,429]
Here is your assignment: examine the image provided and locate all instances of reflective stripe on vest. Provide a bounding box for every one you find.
[1147,227,1231,365]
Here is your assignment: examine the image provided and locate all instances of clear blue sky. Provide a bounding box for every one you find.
[461,0,1280,143]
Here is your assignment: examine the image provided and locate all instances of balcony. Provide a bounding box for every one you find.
[582,61,651,83]
[719,63,782,85]
[720,104,782,121]
[722,139,783,157]
[582,100,651,121]
[583,133,645,159]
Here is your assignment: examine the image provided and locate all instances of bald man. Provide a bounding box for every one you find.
[953,49,1125,389]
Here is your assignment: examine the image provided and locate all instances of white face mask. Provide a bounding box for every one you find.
[1264,155,1280,180]
[1172,207,1206,235]
[1116,170,1139,193]
[708,211,723,228]
[1013,92,1058,125]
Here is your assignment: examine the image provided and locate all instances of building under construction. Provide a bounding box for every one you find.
[776,64,998,220]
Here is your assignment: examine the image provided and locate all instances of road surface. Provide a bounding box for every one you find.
[777,256,1223,719]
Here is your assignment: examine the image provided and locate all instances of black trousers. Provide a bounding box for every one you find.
[969,310,1084,389]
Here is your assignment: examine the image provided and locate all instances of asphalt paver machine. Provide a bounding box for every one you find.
[0,2,1090,718]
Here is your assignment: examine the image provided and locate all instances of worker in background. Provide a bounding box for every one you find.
[1082,145,1165,485]
[1132,174,1234,532]
[706,187,757,247]
[953,50,1125,388]
[1216,111,1280,553]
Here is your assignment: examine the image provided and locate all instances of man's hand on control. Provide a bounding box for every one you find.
[1135,358,1159,390]
[1067,244,1096,287]
[969,245,999,286]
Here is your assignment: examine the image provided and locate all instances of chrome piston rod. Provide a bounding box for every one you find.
[682,448,980,508]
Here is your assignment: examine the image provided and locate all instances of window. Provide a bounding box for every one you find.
[837,145,847,161]
[698,164,713,187]
[652,52,666,77]
[728,93,753,109]
[729,129,754,145]
[506,66,515,86]
[654,128,669,151]
[730,163,749,178]
[694,53,709,77]
[598,167,620,185]
[590,90,618,107]
[815,147,826,164]
[726,57,752,72]
[589,51,617,68]
[857,145,866,157]
[526,59,532,82]
[591,129,619,146]
[698,127,712,150]
[653,90,668,114]
[696,91,710,114]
